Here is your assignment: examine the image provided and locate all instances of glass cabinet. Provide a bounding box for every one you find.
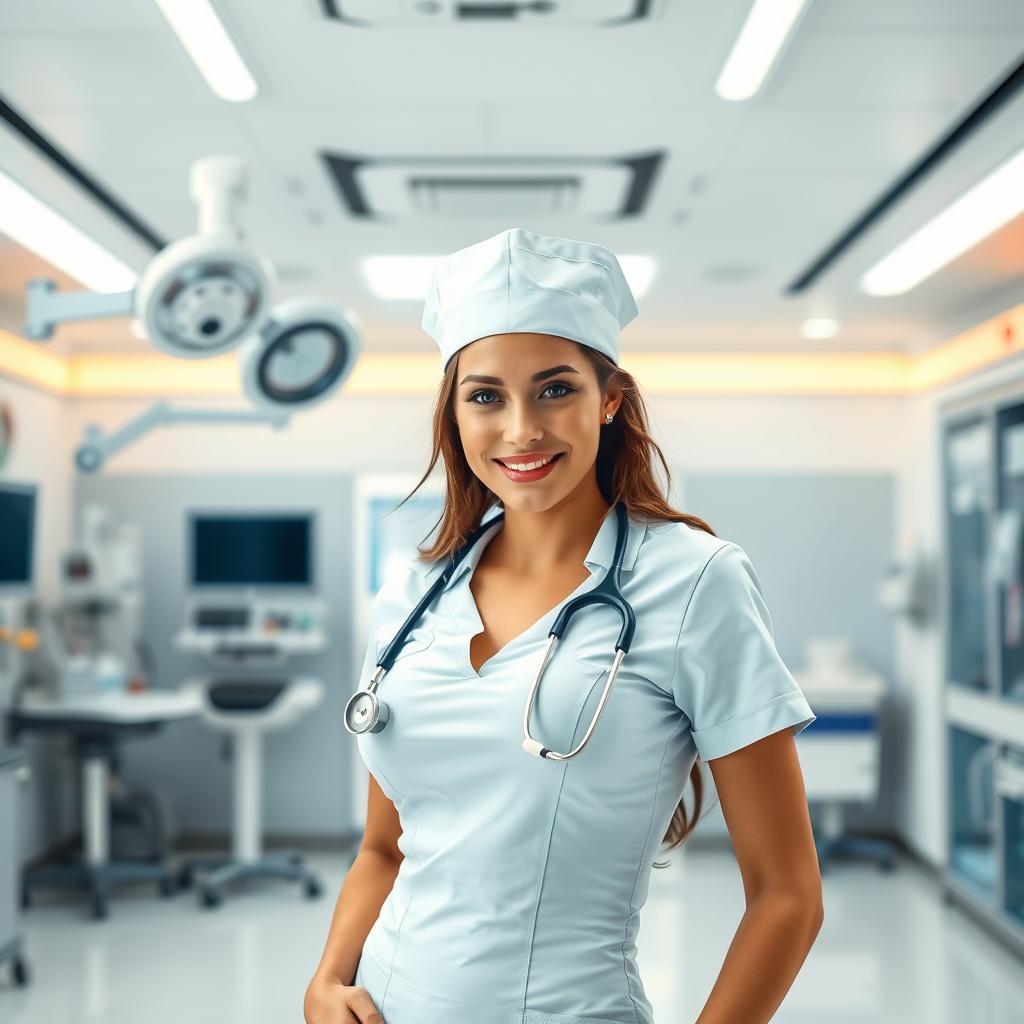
[943,415,991,692]
[998,745,1024,928]
[942,394,1024,958]
[949,726,998,905]
[996,405,1024,703]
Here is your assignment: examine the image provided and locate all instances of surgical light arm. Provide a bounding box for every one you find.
[75,401,290,474]
[24,279,135,341]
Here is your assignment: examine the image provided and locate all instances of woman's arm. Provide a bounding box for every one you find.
[695,727,824,1024]
[308,774,405,987]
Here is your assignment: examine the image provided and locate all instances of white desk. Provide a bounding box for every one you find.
[8,689,201,919]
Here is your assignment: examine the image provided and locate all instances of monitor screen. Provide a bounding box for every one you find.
[0,482,36,586]
[190,513,313,587]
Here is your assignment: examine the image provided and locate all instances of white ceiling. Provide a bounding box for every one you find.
[0,0,1022,356]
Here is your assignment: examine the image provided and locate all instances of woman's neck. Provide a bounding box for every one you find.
[487,489,611,576]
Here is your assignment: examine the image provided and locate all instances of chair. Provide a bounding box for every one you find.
[176,676,324,908]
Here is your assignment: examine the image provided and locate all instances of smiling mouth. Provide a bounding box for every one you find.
[493,452,564,470]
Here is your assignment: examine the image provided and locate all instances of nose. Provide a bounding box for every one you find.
[502,400,544,448]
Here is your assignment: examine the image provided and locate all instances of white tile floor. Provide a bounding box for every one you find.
[1,846,1023,1023]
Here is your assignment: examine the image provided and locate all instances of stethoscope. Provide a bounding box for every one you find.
[343,501,636,761]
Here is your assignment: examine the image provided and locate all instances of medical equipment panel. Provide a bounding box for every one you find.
[0,481,36,591]
[176,596,327,660]
[189,512,313,588]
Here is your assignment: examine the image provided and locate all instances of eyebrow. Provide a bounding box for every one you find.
[458,364,581,386]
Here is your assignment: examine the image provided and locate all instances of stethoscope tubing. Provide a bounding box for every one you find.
[345,501,635,761]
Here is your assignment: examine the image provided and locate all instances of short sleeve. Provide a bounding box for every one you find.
[669,541,816,761]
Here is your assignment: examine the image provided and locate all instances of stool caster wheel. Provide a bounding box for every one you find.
[200,886,222,909]
[177,865,194,889]
[91,895,108,921]
[304,878,322,899]
[159,877,177,898]
[20,884,31,911]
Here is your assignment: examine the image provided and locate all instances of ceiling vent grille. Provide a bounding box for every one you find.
[322,1,658,29]
[409,175,580,217]
[321,152,663,221]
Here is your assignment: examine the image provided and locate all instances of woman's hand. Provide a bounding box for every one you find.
[304,972,386,1024]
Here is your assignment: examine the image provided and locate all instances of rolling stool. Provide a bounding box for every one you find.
[176,676,324,908]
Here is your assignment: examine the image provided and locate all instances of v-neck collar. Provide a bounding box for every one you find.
[411,503,647,596]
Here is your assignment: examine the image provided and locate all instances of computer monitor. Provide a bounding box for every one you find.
[0,481,36,591]
[189,512,313,588]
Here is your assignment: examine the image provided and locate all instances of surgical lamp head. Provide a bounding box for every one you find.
[237,296,363,412]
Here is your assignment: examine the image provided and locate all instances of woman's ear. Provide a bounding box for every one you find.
[604,384,624,419]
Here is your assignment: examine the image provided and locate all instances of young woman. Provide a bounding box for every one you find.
[306,229,822,1024]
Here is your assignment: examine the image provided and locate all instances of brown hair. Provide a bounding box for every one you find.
[395,341,718,865]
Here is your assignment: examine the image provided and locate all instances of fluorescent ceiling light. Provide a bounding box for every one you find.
[0,170,137,293]
[715,0,809,101]
[362,253,657,301]
[361,256,438,301]
[153,0,258,102]
[862,145,1024,297]
[800,317,840,340]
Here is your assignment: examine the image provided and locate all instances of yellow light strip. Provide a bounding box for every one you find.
[911,302,1024,391]
[0,330,70,392]
[1,301,1022,399]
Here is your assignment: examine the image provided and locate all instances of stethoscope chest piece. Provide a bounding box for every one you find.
[344,688,390,734]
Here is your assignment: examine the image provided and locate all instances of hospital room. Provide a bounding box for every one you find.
[1,1,1024,1022]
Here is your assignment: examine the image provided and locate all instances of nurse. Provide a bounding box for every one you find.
[305,228,823,1024]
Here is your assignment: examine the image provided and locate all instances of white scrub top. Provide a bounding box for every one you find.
[352,505,815,1024]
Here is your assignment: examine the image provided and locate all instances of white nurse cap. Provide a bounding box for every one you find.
[421,227,638,371]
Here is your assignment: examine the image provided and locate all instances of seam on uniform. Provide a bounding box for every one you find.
[518,665,603,1014]
[666,541,733,693]
[379,778,422,1018]
[621,714,682,1024]
[519,760,571,1015]
[510,242,613,275]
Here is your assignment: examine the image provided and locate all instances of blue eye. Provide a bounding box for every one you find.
[468,382,575,406]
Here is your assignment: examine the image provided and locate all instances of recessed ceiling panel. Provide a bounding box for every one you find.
[323,1,657,28]
[321,151,663,220]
